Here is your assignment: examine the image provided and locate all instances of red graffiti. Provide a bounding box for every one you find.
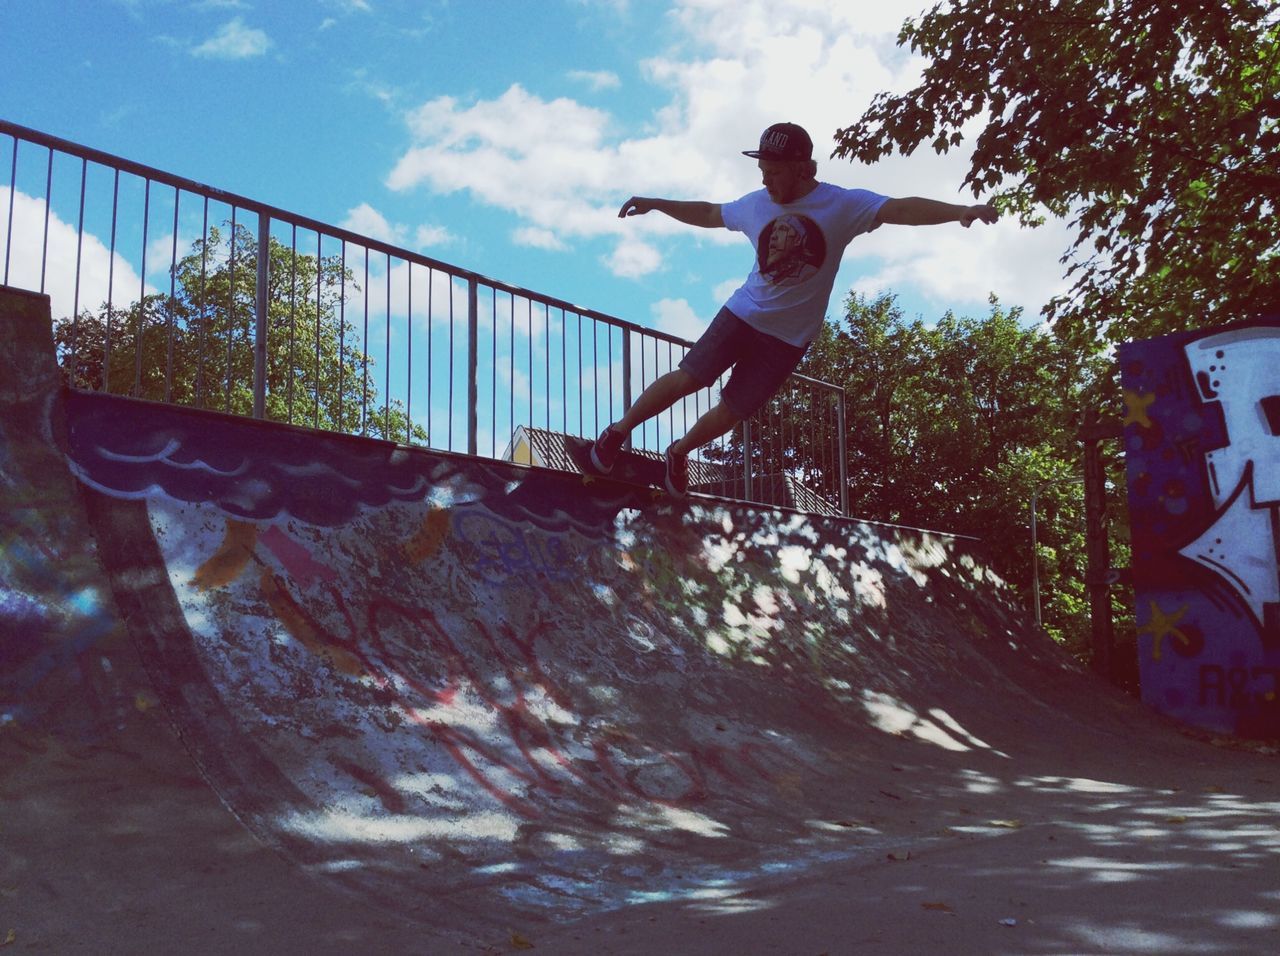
[261,573,804,818]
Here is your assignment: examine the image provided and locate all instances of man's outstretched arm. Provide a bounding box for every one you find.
[875,197,997,228]
[618,197,724,228]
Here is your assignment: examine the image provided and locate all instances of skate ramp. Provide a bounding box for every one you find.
[49,390,1059,929]
[6,285,1276,953]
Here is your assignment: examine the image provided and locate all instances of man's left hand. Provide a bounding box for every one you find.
[961,204,998,228]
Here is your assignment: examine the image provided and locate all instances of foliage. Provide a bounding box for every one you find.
[54,224,426,445]
[793,292,1107,649]
[834,0,1280,360]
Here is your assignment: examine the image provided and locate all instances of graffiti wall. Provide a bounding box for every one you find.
[1120,318,1280,737]
[53,383,1047,928]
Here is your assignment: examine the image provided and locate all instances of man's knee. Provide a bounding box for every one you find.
[664,367,701,396]
[712,399,744,426]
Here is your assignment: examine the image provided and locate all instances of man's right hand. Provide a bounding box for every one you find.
[617,197,724,228]
[618,197,654,218]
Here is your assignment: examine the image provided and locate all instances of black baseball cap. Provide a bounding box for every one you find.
[742,122,813,161]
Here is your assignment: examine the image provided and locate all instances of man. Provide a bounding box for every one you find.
[591,121,998,497]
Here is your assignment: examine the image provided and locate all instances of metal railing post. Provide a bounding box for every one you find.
[1030,489,1042,625]
[621,329,633,413]
[742,418,754,503]
[835,387,849,516]
[253,213,269,420]
[1030,476,1085,628]
[1082,419,1117,678]
[467,276,479,456]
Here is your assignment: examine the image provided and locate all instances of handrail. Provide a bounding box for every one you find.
[1,117,850,515]
[0,118,687,347]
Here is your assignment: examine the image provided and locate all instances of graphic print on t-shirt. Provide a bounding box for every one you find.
[756,214,827,286]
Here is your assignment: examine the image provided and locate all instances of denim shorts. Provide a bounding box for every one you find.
[678,306,808,419]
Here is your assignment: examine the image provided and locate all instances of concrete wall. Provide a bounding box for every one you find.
[3,283,1144,931]
[1120,319,1280,737]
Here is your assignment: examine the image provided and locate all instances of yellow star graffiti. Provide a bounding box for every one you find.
[1122,388,1157,428]
[1137,600,1192,661]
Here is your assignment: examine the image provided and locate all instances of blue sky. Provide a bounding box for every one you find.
[1,0,1070,350]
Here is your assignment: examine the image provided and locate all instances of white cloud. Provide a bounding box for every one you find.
[387,83,735,250]
[341,203,457,253]
[191,17,271,59]
[390,86,613,202]
[0,188,147,320]
[651,297,707,341]
[387,0,1070,316]
[568,69,622,91]
[849,216,1073,314]
[713,277,741,303]
[415,224,454,249]
[341,202,406,245]
[604,238,662,278]
[513,226,566,251]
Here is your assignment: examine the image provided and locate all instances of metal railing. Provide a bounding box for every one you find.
[0,118,848,515]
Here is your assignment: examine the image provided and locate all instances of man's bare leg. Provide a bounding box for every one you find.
[611,369,702,434]
[669,400,740,456]
[656,399,741,497]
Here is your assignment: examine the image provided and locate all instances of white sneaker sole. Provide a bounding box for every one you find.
[589,446,614,474]
[664,458,688,497]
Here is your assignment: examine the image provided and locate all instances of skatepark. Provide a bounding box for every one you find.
[4,277,1279,954]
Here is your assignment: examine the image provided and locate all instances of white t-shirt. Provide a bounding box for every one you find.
[720,183,888,347]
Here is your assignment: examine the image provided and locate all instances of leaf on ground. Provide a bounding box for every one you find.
[990,819,1023,829]
[2,930,15,947]
[1164,815,1188,824]
[887,850,912,861]
[922,902,955,913]
[510,931,535,950]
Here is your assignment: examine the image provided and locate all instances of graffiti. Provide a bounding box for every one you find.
[1199,665,1280,708]
[192,519,259,590]
[451,510,581,589]
[1179,327,1280,636]
[64,392,809,827]
[219,524,801,819]
[1120,317,1280,736]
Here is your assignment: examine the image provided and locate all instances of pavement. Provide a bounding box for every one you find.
[2,283,1278,955]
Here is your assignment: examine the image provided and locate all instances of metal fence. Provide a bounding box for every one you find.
[0,118,848,515]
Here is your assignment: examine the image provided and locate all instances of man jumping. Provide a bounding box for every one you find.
[591,121,998,497]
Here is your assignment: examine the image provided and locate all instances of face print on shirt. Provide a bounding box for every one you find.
[757,214,827,286]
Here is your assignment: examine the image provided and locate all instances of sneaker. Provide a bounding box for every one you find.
[589,425,626,474]
[664,445,689,498]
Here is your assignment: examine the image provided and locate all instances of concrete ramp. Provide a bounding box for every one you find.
[4,286,1278,954]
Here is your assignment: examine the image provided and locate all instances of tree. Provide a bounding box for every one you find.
[789,293,932,515]
[54,224,427,445]
[834,0,1280,359]
[796,291,1105,650]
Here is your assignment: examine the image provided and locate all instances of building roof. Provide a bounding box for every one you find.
[503,426,841,517]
